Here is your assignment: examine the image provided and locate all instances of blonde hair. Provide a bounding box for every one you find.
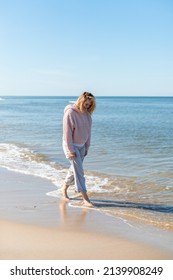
[75,92,96,114]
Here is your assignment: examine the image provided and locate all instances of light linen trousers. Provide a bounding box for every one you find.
[63,142,87,193]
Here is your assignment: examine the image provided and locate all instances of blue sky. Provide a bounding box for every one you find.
[0,0,173,96]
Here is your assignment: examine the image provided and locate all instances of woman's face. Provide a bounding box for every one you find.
[83,98,92,110]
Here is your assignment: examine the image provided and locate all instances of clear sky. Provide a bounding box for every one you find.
[0,0,173,96]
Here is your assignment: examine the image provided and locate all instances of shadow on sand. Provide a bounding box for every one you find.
[72,198,173,214]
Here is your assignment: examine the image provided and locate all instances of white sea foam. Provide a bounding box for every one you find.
[69,100,75,104]
[0,143,109,197]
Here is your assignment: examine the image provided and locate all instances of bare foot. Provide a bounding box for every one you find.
[82,200,95,208]
[61,185,70,202]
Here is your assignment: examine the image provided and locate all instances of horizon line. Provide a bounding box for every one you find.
[1,95,173,98]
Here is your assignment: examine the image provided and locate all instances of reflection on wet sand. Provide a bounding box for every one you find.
[59,199,90,228]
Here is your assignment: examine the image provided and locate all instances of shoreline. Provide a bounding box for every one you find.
[0,167,173,260]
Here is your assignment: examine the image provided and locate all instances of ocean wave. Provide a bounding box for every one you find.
[0,143,109,197]
[1,143,172,232]
[69,100,76,104]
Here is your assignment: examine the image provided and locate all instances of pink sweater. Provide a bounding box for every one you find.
[63,104,92,153]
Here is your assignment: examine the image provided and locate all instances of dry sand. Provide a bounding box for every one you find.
[0,167,172,260]
[0,219,172,260]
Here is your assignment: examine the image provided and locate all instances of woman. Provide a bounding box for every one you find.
[62,92,96,207]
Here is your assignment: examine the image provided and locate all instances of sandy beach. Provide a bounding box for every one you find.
[1,219,171,260]
[0,167,172,260]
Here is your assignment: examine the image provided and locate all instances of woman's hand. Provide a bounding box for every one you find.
[69,152,76,160]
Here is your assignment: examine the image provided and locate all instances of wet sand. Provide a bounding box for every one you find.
[0,167,172,260]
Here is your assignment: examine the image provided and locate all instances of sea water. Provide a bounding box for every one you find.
[0,96,173,231]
